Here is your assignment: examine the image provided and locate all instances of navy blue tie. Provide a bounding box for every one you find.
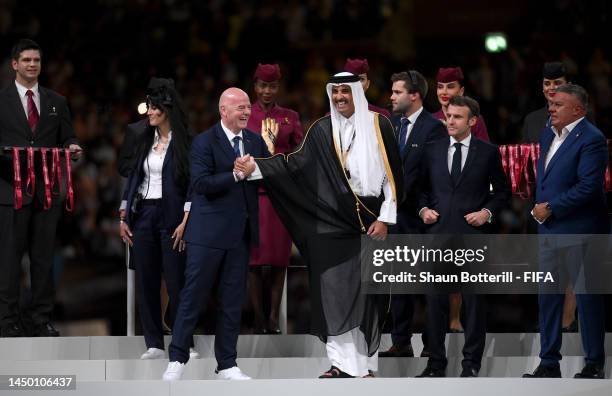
[232,136,241,158]
[451,142,463,184]
[399,117,410,151]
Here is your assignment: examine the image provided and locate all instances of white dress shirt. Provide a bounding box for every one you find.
[338,114,396,224]
[544,116,584,170]
[139,130,171,199]
[220,120,263,181]
[120,129,191,212]
[15,80,40,118]
[447,133,471,173]
[399,106,424,147]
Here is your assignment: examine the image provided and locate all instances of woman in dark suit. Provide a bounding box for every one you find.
[119,78,197,359]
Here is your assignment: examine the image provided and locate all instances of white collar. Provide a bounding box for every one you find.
[552,116,584,138]
[221,120,243,141]
[15,80,39,97]
[153,129,172,144]
[450,133,472,148]
[406,106,424,125]
[340,113,355,128]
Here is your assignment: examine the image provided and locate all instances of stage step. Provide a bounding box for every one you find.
[1,378,611,396]
[1,333,611,360]
[0,357,610,380]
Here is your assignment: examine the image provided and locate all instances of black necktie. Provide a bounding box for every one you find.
[232,136,241,158]
[399,117,410,151]
[451,142,463,184]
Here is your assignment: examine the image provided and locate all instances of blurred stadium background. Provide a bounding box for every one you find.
[0,0,610,336]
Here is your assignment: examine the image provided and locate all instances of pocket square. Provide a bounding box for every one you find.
[48,105,58,116]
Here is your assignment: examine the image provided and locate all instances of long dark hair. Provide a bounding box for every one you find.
[135,78,192,189]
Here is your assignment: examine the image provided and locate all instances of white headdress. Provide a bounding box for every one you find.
[326,72,386,196]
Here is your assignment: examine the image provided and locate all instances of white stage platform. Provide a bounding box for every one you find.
[0,334,610,396]
[2,333,610,360]
[1,379,611,396]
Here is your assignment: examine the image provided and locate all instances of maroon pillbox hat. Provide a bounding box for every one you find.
[436,67,464,83]
[254,64,281,82]
[344,58,369,75]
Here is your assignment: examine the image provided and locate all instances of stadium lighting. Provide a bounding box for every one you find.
[137,102,148,115]
[485,32,507,53]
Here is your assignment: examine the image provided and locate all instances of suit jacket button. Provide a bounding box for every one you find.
[30,140,34,145]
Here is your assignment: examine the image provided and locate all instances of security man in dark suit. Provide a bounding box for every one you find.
[380,70,447,358]
[416,96,510,377]
[118,118,148,178]
[163,87,270,381]
[0,39,82,337]
[521,62,569,144]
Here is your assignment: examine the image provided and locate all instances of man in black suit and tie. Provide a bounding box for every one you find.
[416,96,510,377]
[163,87,269,381]
[0,39,82,337]
[380,70,447,358]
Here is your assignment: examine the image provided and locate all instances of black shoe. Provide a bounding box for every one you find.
[460,367,478,377]
[32,322,60,337]
[267,318,281,334]
[574,364,604,379]
[318,366,354,378]
[267,327,281,335]
[0,322,24,337]
[523,364,561,378]
[416,366,446,378]
[562,320,578,333]
[379,343,414,357]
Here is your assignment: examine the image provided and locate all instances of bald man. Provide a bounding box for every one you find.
[163,88,270,381]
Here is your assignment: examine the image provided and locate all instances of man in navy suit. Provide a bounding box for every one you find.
[524,84,609,379]
[416,96,510,377]
[380,70,447,358]
[163,88,269,381]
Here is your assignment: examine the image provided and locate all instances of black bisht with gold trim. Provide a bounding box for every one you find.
[256,113,403,355]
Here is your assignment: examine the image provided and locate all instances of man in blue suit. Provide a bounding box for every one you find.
[524,84,609,379]
[163,87,269,381]
[381,70,447,358]
[416,96,510,377]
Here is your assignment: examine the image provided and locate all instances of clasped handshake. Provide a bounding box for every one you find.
[233,155,257,181]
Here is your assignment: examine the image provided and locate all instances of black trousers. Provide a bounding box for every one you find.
[390,295,415,345]
[426,293,486,371]
[131,201,189,350]
[0,202,61,327]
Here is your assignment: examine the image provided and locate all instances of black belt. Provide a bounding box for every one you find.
[140,199,162,206]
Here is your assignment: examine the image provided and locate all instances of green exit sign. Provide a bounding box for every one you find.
[485,32,508,53]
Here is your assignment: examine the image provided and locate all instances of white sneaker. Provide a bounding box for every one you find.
[189,348,200,359]
[216,366,251,380]
[140,347,165,360]
[163,361,185,381]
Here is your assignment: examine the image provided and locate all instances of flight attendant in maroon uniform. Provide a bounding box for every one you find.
[247,64,303,334]
[434,67,490,142]
[344,58,391,118]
